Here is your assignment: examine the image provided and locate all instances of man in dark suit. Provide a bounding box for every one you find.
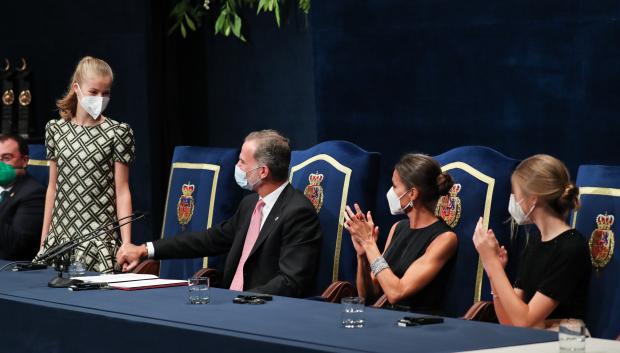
[0,134,46,260]
[117,130,322,297]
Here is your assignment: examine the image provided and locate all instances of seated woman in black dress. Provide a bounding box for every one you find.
[344,153,457,314]
[473,154,590,329]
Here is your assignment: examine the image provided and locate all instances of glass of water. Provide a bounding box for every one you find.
[68,254,86,277]
[558,321,586,352]
[341,297,365,328]
[188,276,210,304]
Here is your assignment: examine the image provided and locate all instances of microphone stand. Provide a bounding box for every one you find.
[0,214,138,273]
[35,213,139,264]
[38,213,146,288]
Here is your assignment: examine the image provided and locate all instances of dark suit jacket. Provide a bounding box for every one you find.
[0,174,46,260]
[154,184,322,298]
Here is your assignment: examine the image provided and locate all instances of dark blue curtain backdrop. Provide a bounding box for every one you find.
[311,1,619,173]
[2,1,619,244]
[309,1,620,235]
[204,5,317,150]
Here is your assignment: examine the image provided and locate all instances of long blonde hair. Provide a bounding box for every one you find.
[56,56,114,120]
[511,154,579,217]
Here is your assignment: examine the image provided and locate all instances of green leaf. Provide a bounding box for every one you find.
[257,0,266,14]
[169,0,190,18]
[274,0,280,27]
[299,0,310,14]
[232,14,242,37]
[215,11,226,34]
[180,22,187,38]
[167,20,181,36]
[184,14,197,31]
[224,21,231,36]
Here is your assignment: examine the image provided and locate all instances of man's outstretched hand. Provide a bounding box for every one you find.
[116,243,147,272]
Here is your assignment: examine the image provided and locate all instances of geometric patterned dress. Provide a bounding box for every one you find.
[39,118,135,273]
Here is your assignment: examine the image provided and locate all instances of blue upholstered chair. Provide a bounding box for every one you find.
[158,146,243,280]
[289,141,380,301]
[27,144,49,187]
[434,146,519,318]
[571,165,620,339]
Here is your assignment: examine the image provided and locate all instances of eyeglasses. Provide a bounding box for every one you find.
[0,154,24,163]
[0,154,15,163]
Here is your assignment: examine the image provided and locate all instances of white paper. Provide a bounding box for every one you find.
[72,273,158,284]
[110,279,187,289]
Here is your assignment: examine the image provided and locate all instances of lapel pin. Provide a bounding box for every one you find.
[274,216,279,222]
[10,192,14,198]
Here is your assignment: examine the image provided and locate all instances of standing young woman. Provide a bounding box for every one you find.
[344,153,458,315]
[473,154,590,329]
[38,56,135,273]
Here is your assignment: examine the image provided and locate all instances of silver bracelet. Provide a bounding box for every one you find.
[370,255,389,276]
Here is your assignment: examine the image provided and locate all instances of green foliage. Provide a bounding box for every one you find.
[256,0,281,27]
[168,0,205,38]
[298,0,310,14]
[168,0,310,41]
[214,0,245,41]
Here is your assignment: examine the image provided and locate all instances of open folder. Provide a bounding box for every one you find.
[71,273,187,291]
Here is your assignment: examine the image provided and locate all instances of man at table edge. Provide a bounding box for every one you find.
[116,130,322,298]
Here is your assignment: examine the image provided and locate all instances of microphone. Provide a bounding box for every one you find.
[44,213,147,288]
[132,210,149,218]
[39,212,147,263]
[0,212,149,273]
[35,212,146,263]
[34,212,138,263]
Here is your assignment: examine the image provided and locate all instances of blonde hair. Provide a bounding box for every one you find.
[56,56,114,120]
[512,154,579,217]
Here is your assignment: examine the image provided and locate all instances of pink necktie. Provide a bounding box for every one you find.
[230,199,266,291]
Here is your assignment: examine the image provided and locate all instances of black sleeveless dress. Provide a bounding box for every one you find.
[382,219,455,315]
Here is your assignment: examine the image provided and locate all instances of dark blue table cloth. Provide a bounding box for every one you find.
[0,261,556,353]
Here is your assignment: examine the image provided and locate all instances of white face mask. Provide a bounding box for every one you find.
[234,165,262,191]
[508,194,535,225]
[386,187,413,215]
[77,84,109,119]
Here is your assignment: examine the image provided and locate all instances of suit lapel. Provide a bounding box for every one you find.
[0,176,24,214]
[248,184,291,258]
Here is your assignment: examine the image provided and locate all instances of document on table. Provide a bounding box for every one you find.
[71,273,158,283]
[110,279,187,291]
[70,273,187,290]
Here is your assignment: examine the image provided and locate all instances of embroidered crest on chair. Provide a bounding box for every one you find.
[177,182,196,227]
[435,183,462,228]
[589,213,615,269]
[304,172,324,213]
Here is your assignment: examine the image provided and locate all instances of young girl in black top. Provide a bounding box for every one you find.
[473,154,590,329]
[344,154,457,314]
